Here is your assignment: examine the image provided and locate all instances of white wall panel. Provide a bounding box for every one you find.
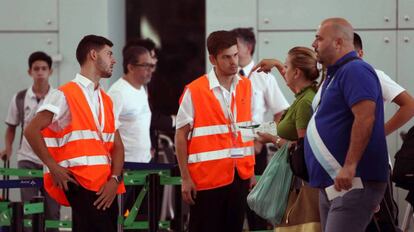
[0,33,58,201]
[257,31,316,103]
[258,0,396,30]
[0,0,58,31]
[399,0,414,29]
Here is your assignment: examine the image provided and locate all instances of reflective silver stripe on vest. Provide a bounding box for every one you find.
[43,155,110,173]
[191,121,253,138]
[188,146,254,163]
[43,130,114,148]
[192,124,229,137]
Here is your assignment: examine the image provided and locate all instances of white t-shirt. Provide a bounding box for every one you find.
[376,69,405,103]
[376,69,405,167]
[108,78,152,163]
[240,60,290,124]
[176,68,245,129]
[5,86,53,164]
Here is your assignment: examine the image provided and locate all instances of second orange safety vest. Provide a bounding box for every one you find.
[42,82,125,206]
[182,74,255,191]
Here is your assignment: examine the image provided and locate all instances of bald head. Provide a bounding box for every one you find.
[321,18,354,43]
[312,17,355,66]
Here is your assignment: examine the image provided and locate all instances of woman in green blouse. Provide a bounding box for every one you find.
[253,46,321,231]
[254,46,318,146]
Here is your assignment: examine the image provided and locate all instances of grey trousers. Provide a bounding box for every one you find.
[319,181,387,232]
[18,160,60,232]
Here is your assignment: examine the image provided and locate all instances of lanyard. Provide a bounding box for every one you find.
[82,86,105,140]
[219,86,238,139]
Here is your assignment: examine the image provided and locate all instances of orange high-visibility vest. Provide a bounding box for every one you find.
[183,74,255,190]
[42,82,125,206]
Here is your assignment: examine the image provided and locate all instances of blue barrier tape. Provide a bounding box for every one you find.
[123,162,176,170]
[0,179,42,188]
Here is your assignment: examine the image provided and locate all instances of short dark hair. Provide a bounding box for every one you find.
[76,35,113,65]
[231,27,256,55]
[207,30,237,57]
[123,46,149,74]
[123,38,156,55]
[353,32,363,51]
[28,51,52,69]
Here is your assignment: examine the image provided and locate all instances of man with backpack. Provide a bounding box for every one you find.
[0,51,60,232]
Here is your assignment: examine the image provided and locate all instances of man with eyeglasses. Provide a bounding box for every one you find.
[108,46,155,226]
[1,51,60,232]
[123,38,177,161]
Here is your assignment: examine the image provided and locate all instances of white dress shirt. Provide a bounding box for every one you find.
[376,69,405,103]
[176,68,244,129]
[240,60,289,124]
[37,73,118,134]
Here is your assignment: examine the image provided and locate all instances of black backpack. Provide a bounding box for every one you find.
[392,125,414,190]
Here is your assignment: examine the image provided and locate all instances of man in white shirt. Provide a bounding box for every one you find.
[108,46,155,222]
[175,30,255,232]
[122,38,176,161]
[0,51,60,232]
[231,27,289,230]
[109,46,154,163]
[353,32,414,231]
[24,35,125,232]
[353,32,414,136]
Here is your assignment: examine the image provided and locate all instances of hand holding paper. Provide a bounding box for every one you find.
[240,121,277,142]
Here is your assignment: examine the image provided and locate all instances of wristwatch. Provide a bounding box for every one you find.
[111,173,123,183]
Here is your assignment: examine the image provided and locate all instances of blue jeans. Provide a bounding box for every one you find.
[319,181,387,232]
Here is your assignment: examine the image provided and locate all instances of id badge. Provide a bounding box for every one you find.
[230,147,244,158]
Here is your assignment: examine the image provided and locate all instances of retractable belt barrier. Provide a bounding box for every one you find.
[0,162,270,232]
[0,162,181,231]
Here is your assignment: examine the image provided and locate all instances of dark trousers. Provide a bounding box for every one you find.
[189,171,249,232]
[64,182,118,232]
[246,146,269,230]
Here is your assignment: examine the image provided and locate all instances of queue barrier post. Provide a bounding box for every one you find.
[30,196,45,232]
[10,202,24,232]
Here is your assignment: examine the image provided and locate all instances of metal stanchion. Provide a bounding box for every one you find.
[2,160,10,200]
[148,173,160,232]
[10,202,24,232]
[171,166,182,232]
[31,196,45,232]
[118,194,123,232]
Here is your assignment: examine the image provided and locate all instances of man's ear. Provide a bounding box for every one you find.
[247,43,254,56]
[127,63,134,73]
[335,38,343,49]
[90,49,98,61]
[358,49,364,58]
[209,54,217,66]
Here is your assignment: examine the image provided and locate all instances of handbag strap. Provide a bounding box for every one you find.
[311,56,360,112]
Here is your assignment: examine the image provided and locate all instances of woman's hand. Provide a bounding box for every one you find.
[256,132,276,144]
[251,59,286,76]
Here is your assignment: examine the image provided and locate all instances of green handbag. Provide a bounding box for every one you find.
[247,143,293,225]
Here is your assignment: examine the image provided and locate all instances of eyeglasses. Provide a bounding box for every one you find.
[134,63,156,70]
